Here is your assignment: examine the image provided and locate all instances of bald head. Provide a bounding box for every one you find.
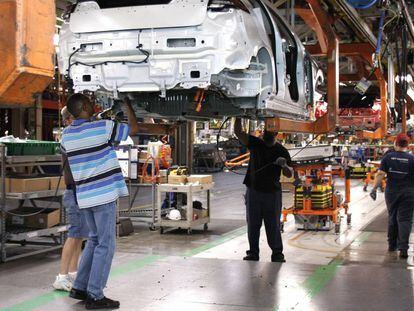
[66,93,94,119]
[61,106,73,126]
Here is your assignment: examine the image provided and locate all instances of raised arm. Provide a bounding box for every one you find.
[124,98,139,135]
[234,118,249,146]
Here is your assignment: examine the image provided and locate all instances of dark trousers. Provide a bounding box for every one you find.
[245,187,283,256]
[385,190,414,251]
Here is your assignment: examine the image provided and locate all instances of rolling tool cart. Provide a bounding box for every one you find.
[156,183,212,235]
[281,163,351,234]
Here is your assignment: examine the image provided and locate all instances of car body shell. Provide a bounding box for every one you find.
[57,0,324,120]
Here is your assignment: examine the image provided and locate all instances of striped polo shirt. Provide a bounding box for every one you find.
[61,119,130,209]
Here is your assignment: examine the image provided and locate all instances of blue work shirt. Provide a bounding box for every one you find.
[379,150,414,191]
[61,119,130,209]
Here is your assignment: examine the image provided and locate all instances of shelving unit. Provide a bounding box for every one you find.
[117,145,159,230]
[156,183,213,234]
[0,145,67,263]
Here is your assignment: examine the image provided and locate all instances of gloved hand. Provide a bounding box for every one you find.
[370,188,377,201]
[275,157,287,167]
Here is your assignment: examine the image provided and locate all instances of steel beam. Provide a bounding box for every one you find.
[399,0,414,43]
[333,0,378,48]
[304,42,374,57]
[136,123,175,135]
[295,7,327,53]
[308,0,339,131]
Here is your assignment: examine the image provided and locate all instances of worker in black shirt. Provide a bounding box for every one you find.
[370,133,414,259]
[235,119,293,262]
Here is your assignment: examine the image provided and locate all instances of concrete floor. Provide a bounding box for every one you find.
[0,172,413,311]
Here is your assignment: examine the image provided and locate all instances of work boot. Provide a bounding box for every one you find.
[243,251,259,261]
[271,253,286,263]
[388,245,397,252]
[69,288,88,301]
[85,296,120,310]
[399,249,409,259]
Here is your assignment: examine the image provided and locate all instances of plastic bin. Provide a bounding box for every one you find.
[3,141,60,156]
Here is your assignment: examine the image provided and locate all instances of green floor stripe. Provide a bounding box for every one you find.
[110,255,164,278]
[1,226,247,311]
[273,258,343,311]
[351,232,372,246]
[2,292,67,311]
[182,226,247,257]
[301,258,343,299]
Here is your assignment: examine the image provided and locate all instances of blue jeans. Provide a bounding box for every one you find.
[63,190,89,239]
[73,201,117,299]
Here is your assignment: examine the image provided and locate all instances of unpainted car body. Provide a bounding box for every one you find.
[57,0,324,120]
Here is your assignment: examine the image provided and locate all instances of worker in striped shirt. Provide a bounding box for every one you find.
[62,93,138,310]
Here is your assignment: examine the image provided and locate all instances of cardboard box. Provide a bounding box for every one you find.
[7,207,60,229]
[187,175,213,184]
[49,176,66,190]
[281,182,295,193]
[7,177,50,193]
[157,176,168,184]
[194,209,209,219]
[168,175,187,184]
[139,151,149,160]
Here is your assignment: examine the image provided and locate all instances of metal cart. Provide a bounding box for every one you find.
[117,145,171,230]
[156,183,213,234]
[0,145,66,263]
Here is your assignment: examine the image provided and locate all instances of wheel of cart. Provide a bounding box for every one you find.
[160,227,164,234]
[187,228,193,235]
[347,213,352,225]
[334,212,342,234]
[203,223,208,232]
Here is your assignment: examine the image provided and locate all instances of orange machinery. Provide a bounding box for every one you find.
[363,160,386,192]
[281,163,351,234]
[0,0,55,106]
[225,152,250,167]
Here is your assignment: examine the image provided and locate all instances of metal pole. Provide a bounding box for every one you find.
[1,145,6,262]
[35,94,43,140]
[399,0,414,42]
[151,158,156,230]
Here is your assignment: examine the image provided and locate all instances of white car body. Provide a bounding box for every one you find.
[58,0,324,119]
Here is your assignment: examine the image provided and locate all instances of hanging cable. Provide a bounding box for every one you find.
[347,0,378,9]
[66,31,150,79]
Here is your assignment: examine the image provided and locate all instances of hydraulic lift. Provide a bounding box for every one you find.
[281,162,351,234]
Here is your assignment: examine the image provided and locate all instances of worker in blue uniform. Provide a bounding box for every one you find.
[370,133,414,259]
[235,119,293,263]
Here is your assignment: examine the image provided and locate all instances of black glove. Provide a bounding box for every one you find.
[370,188,377,201]
[275,157,287,167]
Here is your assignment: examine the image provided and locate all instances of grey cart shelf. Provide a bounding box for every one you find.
[156,183,213,234]
[117,145,172,230]
[0,145,66,263]
[117,145,158,230]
